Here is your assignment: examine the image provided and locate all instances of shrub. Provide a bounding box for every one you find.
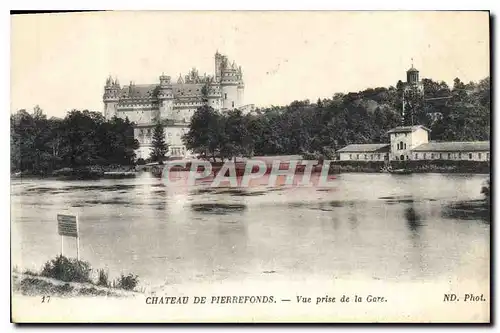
[23,269,38,276]
[40,255,92,283]
[481,179,490,199]
[115,273,139,291]
[96,269,109,287]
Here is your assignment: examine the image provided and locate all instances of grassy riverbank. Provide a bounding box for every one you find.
[12,255,142,298]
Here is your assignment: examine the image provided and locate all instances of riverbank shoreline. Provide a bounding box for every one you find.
[12,272,140,298]
[11,159,490,180]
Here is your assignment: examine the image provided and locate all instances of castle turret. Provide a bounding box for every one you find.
[103,75,120,119]
[237,66,244,107]
[217,53,242,110]
[207,78,222,110]
[214,51,223,82]
[158,73,174,121]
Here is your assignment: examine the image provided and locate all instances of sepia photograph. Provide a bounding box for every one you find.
[10,10,491,323]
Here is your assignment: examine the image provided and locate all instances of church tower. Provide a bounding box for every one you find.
[103,76,120,120]
[405,59,424,93]
[406,66,419,85]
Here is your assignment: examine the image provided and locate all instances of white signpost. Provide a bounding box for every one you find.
[57,214,80,260]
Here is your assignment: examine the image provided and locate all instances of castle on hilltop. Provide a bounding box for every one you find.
[103,51,252,159]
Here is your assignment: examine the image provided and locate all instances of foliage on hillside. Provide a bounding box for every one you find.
[183,77,490,160]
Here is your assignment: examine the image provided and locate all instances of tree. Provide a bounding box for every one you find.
[183,105,223,162]
[221,109,252,161]
[149,122,168,164]
[11,108,140,174]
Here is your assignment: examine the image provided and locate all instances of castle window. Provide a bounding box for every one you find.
[232,101,235,108]
[448,153,451,159]
[458,153,462,159]
[424,153,427,159]
[469,153,473,160]
[404,143,407,149]
[415,153,418,159]
[364,154,368,160]
[225,93,227,100]
[356,154,359,160]
[439,153,442,159]
[478,153,482,159]
[370,154,374,160]
[349,154,352,159]
[399,141,403,150]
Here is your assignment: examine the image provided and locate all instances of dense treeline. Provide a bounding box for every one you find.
[11,108,139,175]
[11,76,490,173]
[183,77,490,161]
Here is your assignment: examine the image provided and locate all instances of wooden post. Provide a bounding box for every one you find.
[77,236,80,260]
[76,214,80,260]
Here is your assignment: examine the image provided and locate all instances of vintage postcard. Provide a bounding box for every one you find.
[10,11,491,323]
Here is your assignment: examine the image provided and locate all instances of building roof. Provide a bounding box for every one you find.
[387,125,431,134]
[120,83,205,100]
[337,144,390,153]
[120,84,158,99]
[172,83,204,96]
[412,141,490,152]
[407,66,419,73]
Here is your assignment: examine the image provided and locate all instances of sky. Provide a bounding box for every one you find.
[11,11,490,117]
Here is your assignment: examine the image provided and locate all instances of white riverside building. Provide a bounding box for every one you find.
[337,125,490,162]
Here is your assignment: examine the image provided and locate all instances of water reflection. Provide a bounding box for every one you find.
[405,203,423,234]
[191,203,247,215]
[11,173,490,286]
[403,202,427,278]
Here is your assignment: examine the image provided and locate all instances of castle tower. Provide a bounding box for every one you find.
[219,56,241,110]
[207,78,222,110]
[214,51,224,82]
[237,66,244,106]
[103,75,120,119]
[158,73,174,121]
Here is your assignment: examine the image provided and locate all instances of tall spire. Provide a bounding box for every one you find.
[177,73,184,84]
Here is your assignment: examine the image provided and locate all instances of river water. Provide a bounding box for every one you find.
[11,172,490,289]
